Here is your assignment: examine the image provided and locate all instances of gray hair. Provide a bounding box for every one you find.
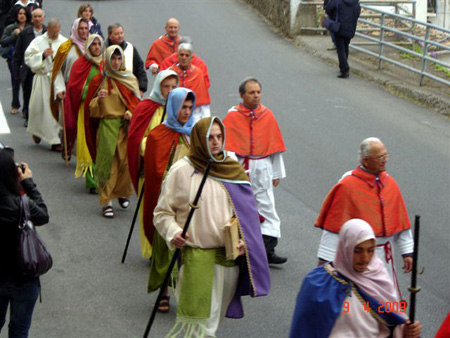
[239,77,261,95]
[178,42,193,53]
[32,8,45,16]
[359,137,382,161]
[47,18,60,28]
[179,36,192,45]
[107,23,123,35]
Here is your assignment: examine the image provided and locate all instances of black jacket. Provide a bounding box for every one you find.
[0,178,49,283]
[106,38,148,93]
[13,24,45,82]
[326,0,361,39]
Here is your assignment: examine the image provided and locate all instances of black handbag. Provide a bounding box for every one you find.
[322,0,341,33]
[0,45,11,59]
[18,195,53,277]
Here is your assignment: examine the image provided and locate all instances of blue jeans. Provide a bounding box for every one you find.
[0,278,39,338]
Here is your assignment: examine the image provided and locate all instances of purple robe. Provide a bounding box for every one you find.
[222,181,271,318]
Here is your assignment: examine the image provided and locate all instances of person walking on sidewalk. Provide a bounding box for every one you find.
[325,0,360,78]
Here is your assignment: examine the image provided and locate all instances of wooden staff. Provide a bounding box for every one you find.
[121,183,145,263]
[60,100,68,167]
[408,215,421,323]
[143,160,213,338]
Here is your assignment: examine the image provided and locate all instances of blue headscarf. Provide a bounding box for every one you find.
[163,87,196,135]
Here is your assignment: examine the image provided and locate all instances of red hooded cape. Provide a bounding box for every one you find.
[127,99,162,193]
[169,64,210,106]
[314,166,411,237]
[223,104,286,156]
[64,56,97,153]
[84,74,141,161]
[143,124,181,243]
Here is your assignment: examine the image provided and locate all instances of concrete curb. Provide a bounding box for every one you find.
[294,35,450,116]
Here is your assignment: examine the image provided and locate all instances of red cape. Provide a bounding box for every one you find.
[127,99,162,193]
[314,166,411,237]
[143,124,181,243]
[84,75,141,161]
[145,35,180,69]
[160,52,210,88]
[223,104,286,156]
[169,64,210,106]
[64,56,96,153]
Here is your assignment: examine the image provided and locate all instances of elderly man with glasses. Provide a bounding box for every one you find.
[314,137,414,286]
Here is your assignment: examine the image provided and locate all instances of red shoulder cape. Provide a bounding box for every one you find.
[64,56,95,152]
[314,166,411,237]
[169,64,210,106]
[145,35,180,68]
[84,74,141,161]
[223,103,286,156]
[127,99,162,192]
[160,53,210,88]
[143,124,180,243]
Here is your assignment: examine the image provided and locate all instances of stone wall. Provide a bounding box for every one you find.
[243,0,291,35]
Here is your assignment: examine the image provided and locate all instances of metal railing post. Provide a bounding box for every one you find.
[378,14,385,69]
[419,26,430,86]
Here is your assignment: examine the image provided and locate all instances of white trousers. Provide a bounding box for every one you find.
[176,264,239,337]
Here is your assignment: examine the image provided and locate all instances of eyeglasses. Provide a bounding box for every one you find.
[370,153,390,161]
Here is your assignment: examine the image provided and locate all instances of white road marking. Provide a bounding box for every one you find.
[0,101,11,134]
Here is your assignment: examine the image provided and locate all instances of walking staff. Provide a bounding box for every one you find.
[143,160,212,338]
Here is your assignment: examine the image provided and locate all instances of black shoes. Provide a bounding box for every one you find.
[337,72,349,79]
[268,254,288,264]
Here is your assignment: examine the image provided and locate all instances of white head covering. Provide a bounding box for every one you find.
[148,69,179,105]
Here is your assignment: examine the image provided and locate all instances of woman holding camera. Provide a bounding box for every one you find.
[0,148,49,337]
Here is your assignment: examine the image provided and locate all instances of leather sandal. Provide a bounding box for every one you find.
[118,197,130,209]
[157,295,170,313]
[102,205,114,218]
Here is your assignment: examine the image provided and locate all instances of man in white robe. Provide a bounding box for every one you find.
[25,18,66,150]
[223,77,288,264]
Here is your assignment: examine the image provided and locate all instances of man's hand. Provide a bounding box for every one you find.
[56,92,66,100]
[237,240,245,256]
[403,320,421,338]
[140,91,144,98]
[171,232,189,248]
[124,110,132,121]
[98,89,108,101]
[273,179,280,187]
[150,64,158,75]
[43,47,53,58]
[403,256,413,273]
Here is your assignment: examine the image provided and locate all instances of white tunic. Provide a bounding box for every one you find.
[54,43,81,96]
[237,153,286,238]
[153,158,233,250]
[25,33,67,144]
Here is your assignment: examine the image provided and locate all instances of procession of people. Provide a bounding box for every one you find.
[0,2,426,337]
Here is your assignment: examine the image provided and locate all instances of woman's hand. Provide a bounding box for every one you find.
[98,89,108,101]
[18,162,32,181]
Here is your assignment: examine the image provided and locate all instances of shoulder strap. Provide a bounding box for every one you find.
[19,195,31,226]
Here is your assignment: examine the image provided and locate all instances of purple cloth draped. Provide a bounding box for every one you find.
[222,181,271,318]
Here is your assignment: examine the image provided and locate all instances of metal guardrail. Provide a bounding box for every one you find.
[353,5,450,86]
[299,1,450,86]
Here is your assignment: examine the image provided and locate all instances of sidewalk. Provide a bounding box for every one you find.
[295,35,450,116]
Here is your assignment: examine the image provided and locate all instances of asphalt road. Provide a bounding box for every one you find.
[0,1,448,337]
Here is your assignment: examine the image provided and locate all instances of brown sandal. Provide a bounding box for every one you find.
[157,295,170,313]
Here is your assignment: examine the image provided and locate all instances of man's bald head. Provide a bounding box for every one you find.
[165,18,179,40]
[31,8,45,28]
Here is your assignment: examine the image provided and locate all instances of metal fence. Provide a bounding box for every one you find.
[299,1,450,86]
[353,5,450,86]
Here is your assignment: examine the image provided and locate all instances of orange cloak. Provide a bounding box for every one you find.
[169,64,210,106]
[314,166,411,237]
[223,103,286,156]
[145,35,180,69]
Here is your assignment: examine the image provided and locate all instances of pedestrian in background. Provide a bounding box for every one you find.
[0,146,49,338]
[0,7,30,115]
[77,3,103,38]
[325,0,360,78]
